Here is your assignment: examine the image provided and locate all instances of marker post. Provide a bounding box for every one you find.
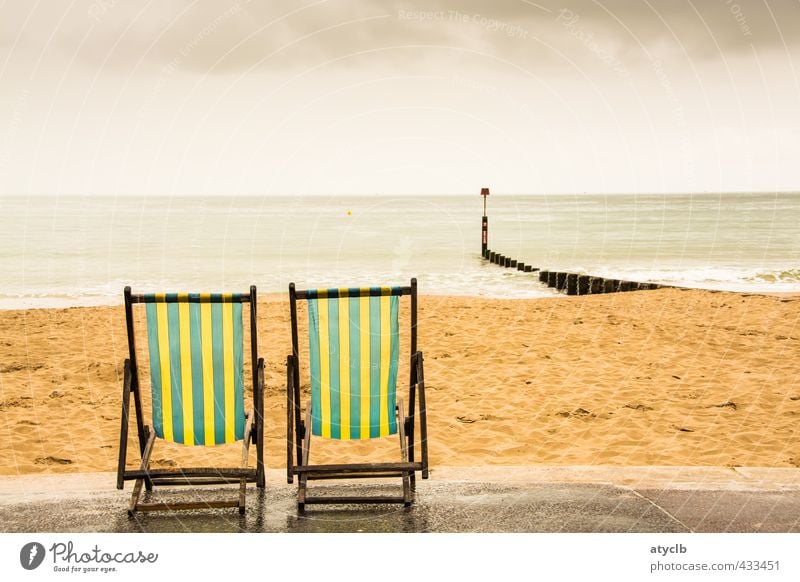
[481,187,490,257]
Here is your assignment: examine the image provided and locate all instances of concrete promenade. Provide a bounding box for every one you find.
[2,466,799,533]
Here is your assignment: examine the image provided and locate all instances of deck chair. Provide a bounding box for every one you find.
[286,278,429,511]
[116,287,265,515]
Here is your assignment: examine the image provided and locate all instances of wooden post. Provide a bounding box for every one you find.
[517,262,525,271]
[504,257,511,268]
[548,272,557,287]
[481,187,490,256]
[566,273,578,295]
[603,279,619,293]
[577,275,591,295]
[556,272,567,291]
[510,259,517,268]
[590,277,603,294]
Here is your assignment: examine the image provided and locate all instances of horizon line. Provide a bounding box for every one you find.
[6,190,800,198]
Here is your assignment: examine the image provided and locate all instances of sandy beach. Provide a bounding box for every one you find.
[0,289,798,476]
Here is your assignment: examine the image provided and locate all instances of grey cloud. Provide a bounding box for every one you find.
[1,0,798,75]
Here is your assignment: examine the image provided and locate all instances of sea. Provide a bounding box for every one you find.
[0,193,798,309]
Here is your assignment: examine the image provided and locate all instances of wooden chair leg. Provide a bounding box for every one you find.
[408,353,418,489]
[286,355,295,484]
[128,429,156,516]
[397,400,412,507]
[298,408,312,513]
[256,359,266,490]
[117,360,132,490]
[239,411,254,515]
[416,353,429,480]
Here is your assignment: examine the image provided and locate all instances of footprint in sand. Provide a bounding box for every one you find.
[35,456,73,465]
[556,408,595,418]
[455,414,503,423]
[0,362,45,373]
[154,459,177,467]
[87,361,118,381]
[623,404,654,411]
[0,396,34,410]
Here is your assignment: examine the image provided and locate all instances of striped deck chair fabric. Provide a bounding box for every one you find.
[143,293,246,446]
[306,287,400,440]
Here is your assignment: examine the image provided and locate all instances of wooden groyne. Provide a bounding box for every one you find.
[482,247,663,295]
[479,187,664,295]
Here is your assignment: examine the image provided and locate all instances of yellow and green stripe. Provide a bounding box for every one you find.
[307,287,400,440]
[144,293,245,446]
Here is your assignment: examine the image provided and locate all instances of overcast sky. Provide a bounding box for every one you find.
[1,0,798,195]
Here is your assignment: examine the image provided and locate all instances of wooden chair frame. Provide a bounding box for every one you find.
[286,278,429,511]
[117,286,265,515]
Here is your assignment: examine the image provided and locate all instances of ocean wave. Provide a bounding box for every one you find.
[576,265,800,293]
[3,264,797,310]
[752,269,800,283]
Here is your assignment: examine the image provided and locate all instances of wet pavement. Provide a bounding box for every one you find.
[2,467,799,533]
